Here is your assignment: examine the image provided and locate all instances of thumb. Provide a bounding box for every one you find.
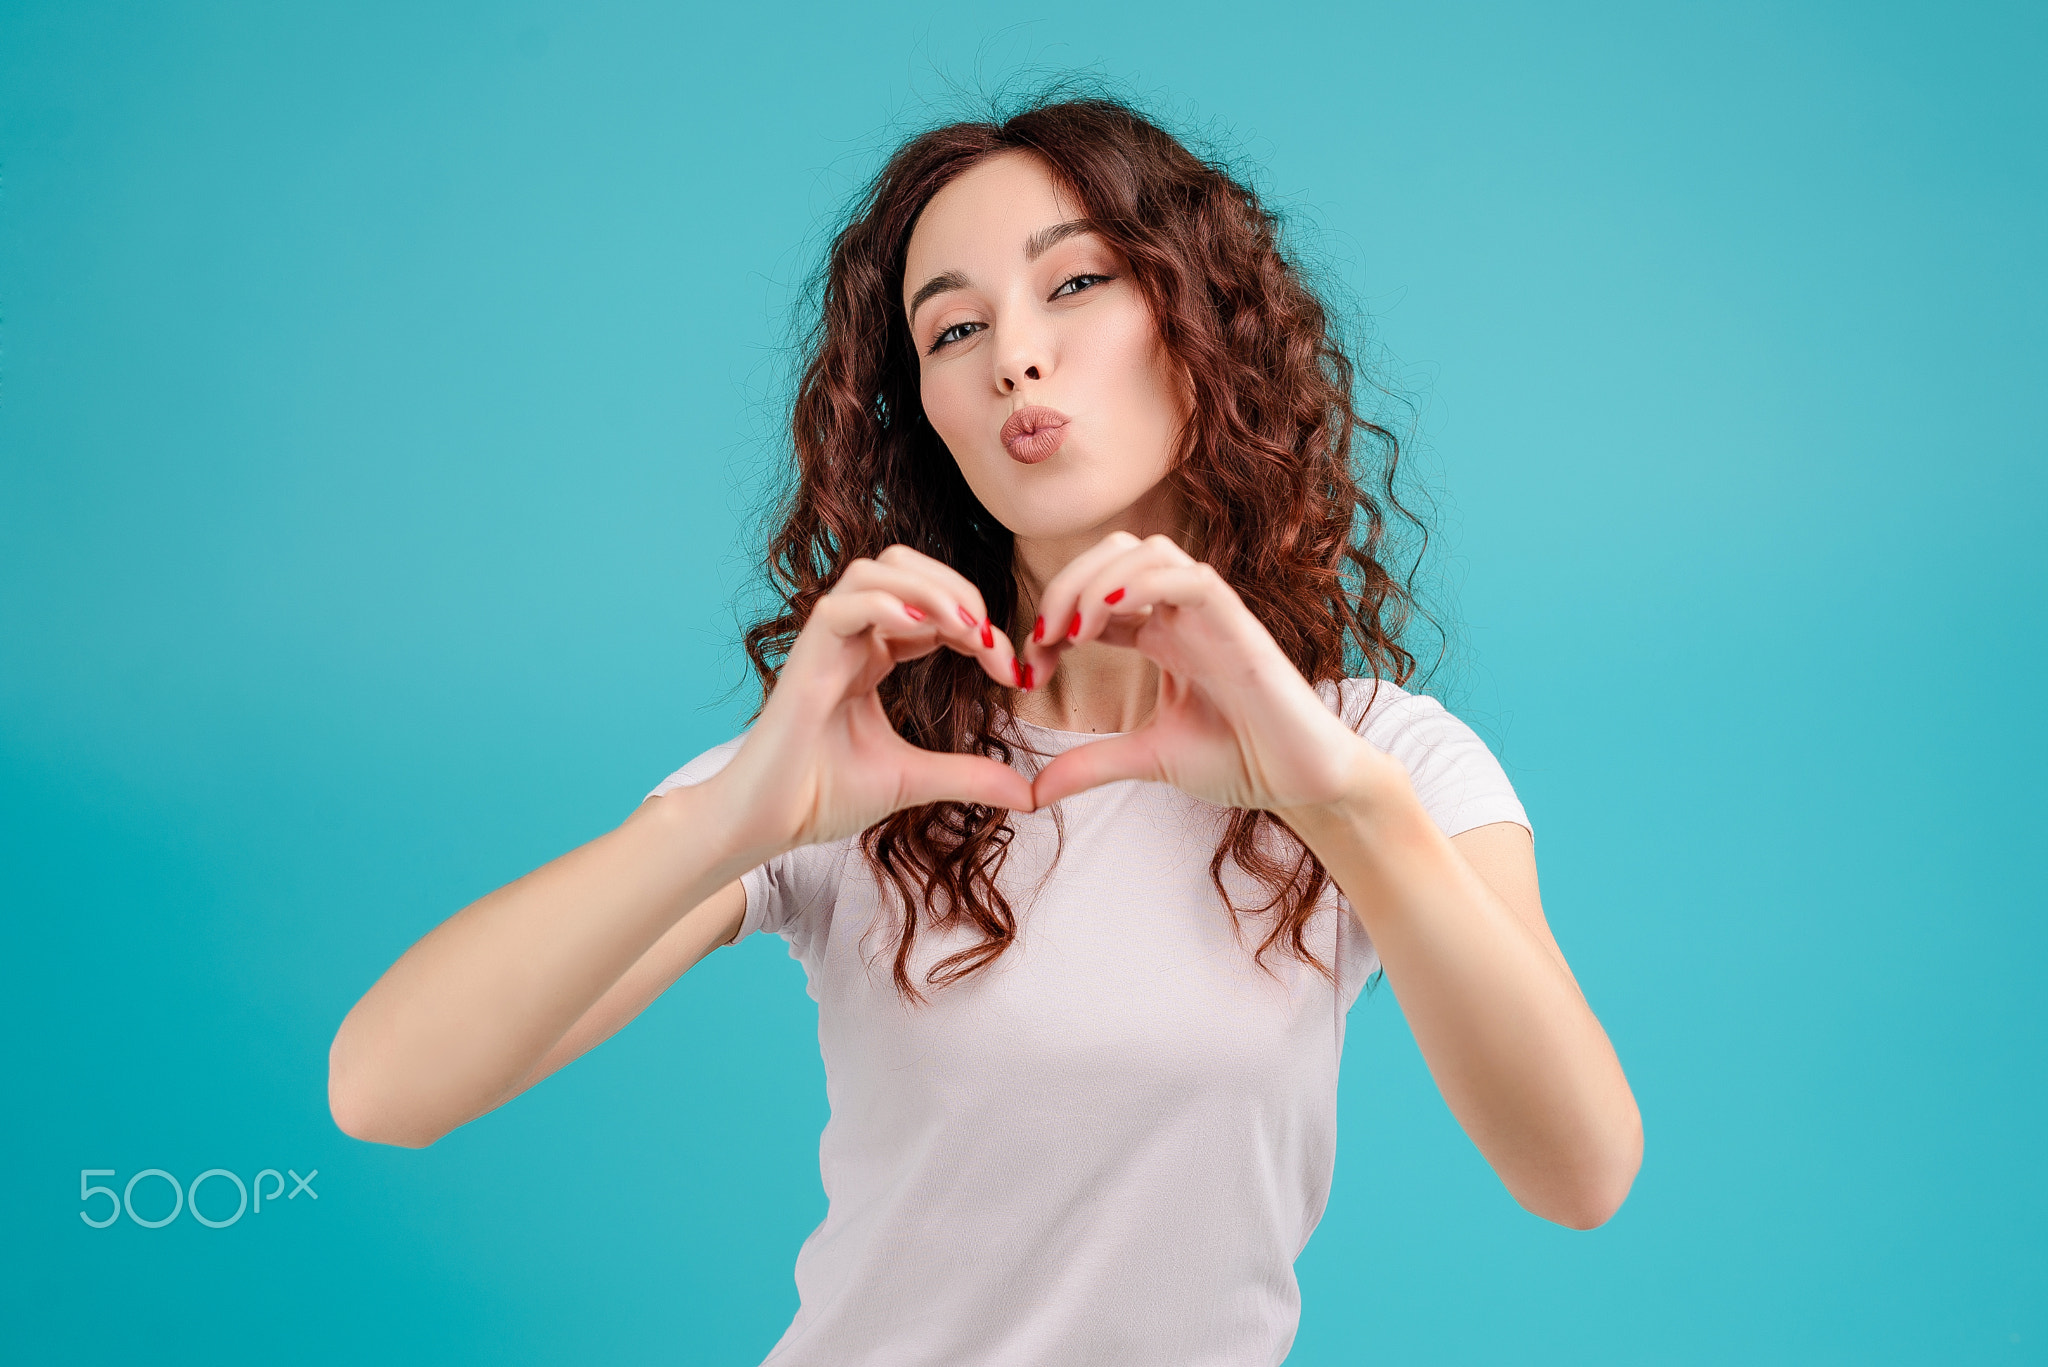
[1031,731,1165,807]
[897,747,1037,812]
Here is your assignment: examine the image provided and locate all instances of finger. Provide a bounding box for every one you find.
[1022,531,1152,671]
[810,583,1022,688]
[861,548,1029,688]
[898,747,1037,812]
[809,588,942,643]
[1031,537,1201,668]
[1097,562,1225,621]
[1089,563,1260,672]
[778,590,920,689]
[873,544,994,625]
[837,558,1017,678]
[1030,731,1166,807]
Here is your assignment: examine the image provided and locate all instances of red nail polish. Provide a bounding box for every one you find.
[957,605,978,628]
[1012,658,1025,687]
[980,620,994,649]
[1067,611,1082,639]
[1105,587,1126,605]
[904,604,926,621]
[1032,615,1045,642]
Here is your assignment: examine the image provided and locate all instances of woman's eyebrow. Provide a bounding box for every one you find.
[1024,218,1100,261]
[908,270,970,324]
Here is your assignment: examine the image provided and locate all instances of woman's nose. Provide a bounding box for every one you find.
[996,317,1052,391]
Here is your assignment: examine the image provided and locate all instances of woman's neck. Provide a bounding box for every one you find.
[1005,491,1185,735]
[1011,639,1158,734]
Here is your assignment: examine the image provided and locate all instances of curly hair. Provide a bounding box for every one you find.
[742,95,1428,1003]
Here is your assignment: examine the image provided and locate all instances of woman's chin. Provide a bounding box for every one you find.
[961,459,1178,551]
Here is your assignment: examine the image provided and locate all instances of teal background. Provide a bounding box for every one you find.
[3,1,2043,1362]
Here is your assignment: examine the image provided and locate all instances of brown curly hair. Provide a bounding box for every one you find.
[743,95,1429,1003]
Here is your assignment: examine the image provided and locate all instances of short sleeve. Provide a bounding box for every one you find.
[643,734,849,946]
[645,735,749,800]
[1328,678,1532,839]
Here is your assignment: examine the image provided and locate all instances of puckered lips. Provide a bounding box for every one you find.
[999,405,1069,464]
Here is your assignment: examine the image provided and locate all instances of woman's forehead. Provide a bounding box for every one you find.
[907,156,1081,265]
[904,155,1093,314]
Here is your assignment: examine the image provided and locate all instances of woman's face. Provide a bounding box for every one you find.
[903,151,1191,557]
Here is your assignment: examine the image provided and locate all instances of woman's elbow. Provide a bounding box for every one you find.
[327,1039,443,1150]
[1521,1108,1645,1230]
[1545,1174,1633,1231]
[329,1083,442,1149]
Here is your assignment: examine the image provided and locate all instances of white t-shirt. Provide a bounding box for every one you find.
[646,678,1529,1367]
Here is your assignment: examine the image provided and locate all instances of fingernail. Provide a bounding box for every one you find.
[1032,615,1045,642]
[957,605,978,629]
[1012,658,1025,688]
[1105,587,1126,605]
[980,619,994,649]
[904,604,926,621]
[1023,662,1035,690]
[1067,611,1082,639]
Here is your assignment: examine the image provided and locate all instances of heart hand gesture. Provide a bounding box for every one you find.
[1021,533,1402,816]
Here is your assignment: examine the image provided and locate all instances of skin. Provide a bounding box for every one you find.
[328,150,1642,1231]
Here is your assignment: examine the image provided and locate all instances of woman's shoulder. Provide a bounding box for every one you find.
[1314,676,1448,734]
[1315,677,1532,838]
[643,730,854,945]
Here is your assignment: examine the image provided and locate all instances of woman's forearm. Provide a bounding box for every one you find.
[327,777,778,1149]
[1280,768,1642,1228]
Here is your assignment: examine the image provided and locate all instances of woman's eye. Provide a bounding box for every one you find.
[923,278,1112,354]
[927,321,982,354]
[1052,273,1112,299]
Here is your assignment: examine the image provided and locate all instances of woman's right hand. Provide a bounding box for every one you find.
[328,546,1031,1148]
[706,545,1035,855]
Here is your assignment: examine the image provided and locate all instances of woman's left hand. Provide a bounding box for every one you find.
[1023,531,1402,814]
[1027,532,1644,1230]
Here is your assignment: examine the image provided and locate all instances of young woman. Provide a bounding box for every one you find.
[329,96,1642,1365]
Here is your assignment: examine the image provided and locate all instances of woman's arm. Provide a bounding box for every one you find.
[328,546,1033,1150]
[1283,798,1641,1228]
[1025,531,1641,1228]
[327,798,765,1149]
[501,877,745,1103]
